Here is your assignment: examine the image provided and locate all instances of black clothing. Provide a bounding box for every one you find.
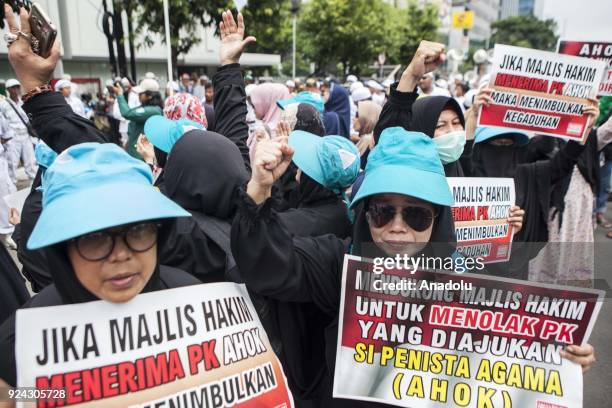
[472,138,586,243]
[0,244,29,324]
[295,104,325,137]
[550,132,600,224]
[230,188,456,407]
[526,135,559,163]
[160,131,249,280]
[14,92,109,292]
[471,138,587,279]
[212,63,250,172]
[277,173,352,239]
[24,92,109,153]
[373,83,418,143]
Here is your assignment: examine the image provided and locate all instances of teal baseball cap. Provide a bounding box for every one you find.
[28,143,190,250]
[289,130,360,193]
[474,126,530,146]
[144,116,204,153]
[350,127,453,208]
[277,91,324,113]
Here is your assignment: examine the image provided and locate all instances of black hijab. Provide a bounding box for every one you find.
[163,130,249,220]
[295,103,325,136]
[471,135,529,179]
[0,244,29,323]
[410,96,466,177]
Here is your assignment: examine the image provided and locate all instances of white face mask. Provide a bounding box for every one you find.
[433,130,466,164]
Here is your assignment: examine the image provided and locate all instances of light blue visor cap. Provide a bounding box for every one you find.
[28,143,190,250]
[350,127,454,208]
[144,116,204,153]
[289,130,360,192]
[474,126,531,146]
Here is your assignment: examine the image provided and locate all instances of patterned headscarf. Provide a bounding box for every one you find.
[163,93,207,128]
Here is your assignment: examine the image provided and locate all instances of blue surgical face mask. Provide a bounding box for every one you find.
[433,130,466,164]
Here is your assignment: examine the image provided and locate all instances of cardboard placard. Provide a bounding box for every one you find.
[333,255,603,408]
[557,40,612,96]
[478,44,607,142]
[447,177,515,264]
[16,283,294,408]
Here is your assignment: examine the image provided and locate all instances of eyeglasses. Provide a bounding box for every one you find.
[73,223,159,261]
[366,203,435,231]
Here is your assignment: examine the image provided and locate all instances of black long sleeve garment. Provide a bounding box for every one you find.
[159,62,253,280]
[373,83,419,142]
[14,92,108,292]
[0,244,29,324]
[212,63,251,172]
[23,91,109,153]
[231,190,399,408]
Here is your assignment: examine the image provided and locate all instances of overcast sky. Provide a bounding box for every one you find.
[540,0,612,41]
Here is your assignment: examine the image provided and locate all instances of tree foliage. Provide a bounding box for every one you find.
[388,1,440,65]
[298,0,397,75]
[241,0,292,56]
[131,0,233,72]
[490,15,558,51]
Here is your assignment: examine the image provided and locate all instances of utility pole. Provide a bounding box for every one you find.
[102,0,118,78]
[112,0,128,78]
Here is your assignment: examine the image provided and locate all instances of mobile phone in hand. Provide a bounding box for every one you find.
[29,2,57,58]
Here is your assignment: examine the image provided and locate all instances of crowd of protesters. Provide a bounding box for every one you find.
[0,4,611,408]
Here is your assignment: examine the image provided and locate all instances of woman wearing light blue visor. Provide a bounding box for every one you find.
[230,127,458,406]
[273,127,360,238]
[232,126,597,405]
[0,143,197,387]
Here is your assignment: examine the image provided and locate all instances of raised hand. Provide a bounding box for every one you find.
[507,205,525,235]
[465,87,494,140]
[356,132,375,156]
[247,137,294,204]
[219,10,256,66]
[398,40,446,92]
[135,134,155,165]
[3,5,60,92]
[584,97,600,132]
[275,121,291,139]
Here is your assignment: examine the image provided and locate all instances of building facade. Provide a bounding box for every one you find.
[1,0,280,94]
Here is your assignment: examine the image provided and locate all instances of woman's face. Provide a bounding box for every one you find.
[139,92,150,104]
[367,193,435,257]
[321,87,330,103]
[67,224,158,303]
[353,115,361,132]
[434,109,464,138]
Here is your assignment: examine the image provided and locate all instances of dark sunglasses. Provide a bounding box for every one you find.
[366,203,435,231]
[72,222,160,262]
